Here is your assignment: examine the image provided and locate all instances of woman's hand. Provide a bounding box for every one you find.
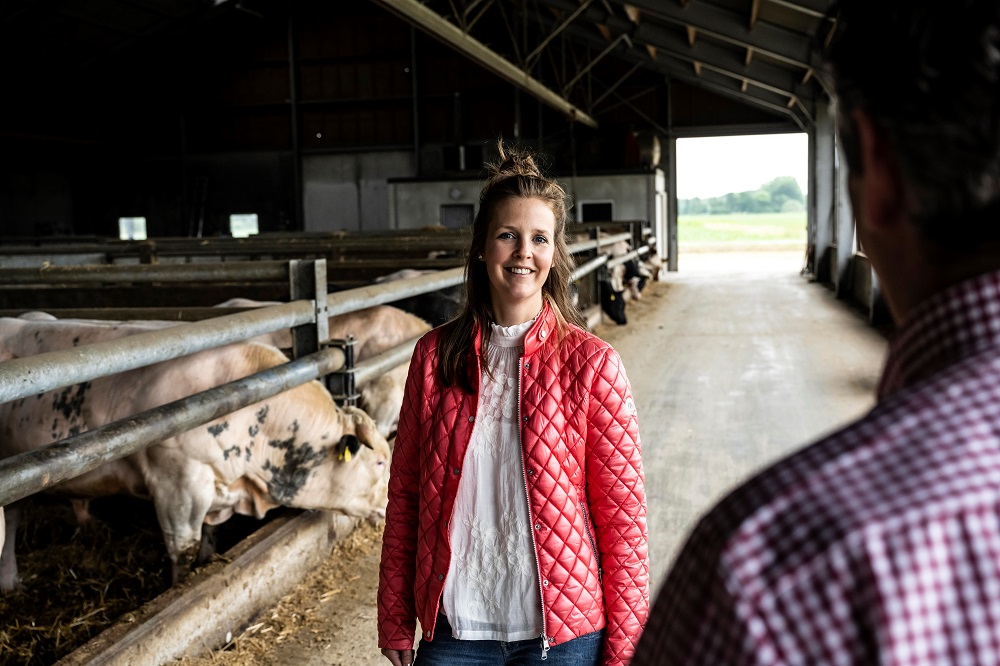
[381,648,415,666]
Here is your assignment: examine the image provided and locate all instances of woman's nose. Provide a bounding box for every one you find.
[515,240,532,258]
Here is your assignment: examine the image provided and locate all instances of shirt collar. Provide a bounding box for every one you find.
[878,270,1000,399]
[472,301,556,358]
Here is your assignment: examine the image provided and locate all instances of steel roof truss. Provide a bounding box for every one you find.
[526,0,593,67]
[613,0,817,70]
[370,0,598,127]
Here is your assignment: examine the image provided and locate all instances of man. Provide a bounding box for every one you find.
[632,1,1000,663]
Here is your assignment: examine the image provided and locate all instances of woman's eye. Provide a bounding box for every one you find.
[498,232,515,240]
[534,236,549,244]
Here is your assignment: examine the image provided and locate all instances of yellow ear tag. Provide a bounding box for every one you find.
[343,449,352,462]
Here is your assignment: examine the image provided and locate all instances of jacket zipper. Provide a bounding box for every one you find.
[579,501,602,582]
[518,356,550,661]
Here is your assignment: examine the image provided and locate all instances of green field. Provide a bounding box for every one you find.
[679,211,807,243]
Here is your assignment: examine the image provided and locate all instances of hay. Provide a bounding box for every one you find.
[0,496,277,665]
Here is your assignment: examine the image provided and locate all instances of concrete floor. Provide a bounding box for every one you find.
[595,250,888,593]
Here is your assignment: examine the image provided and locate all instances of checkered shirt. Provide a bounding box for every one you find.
[632,270,1000,665]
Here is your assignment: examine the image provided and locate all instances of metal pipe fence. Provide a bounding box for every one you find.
[0,228,651,507]
[0,346,345,508]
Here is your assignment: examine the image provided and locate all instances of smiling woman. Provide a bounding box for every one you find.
[377,143,650,666]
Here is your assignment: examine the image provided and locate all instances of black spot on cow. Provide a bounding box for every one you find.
[248,424,260,438]
[256,406,269,424]
[33,331,42,345]
[262,436,328,503]
[245,447,252,462]
[68,425,81,437]
[208,422,229,437]
[72,336,81,347]
[52,382,90,420]
[221,445,241,460]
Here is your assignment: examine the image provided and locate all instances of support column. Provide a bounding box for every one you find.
[813,101,835,284]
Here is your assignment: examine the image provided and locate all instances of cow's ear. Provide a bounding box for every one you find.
[337,434,362,462]
[345,406,377,449]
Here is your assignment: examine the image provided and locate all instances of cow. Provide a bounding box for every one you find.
[0,316,391,591]
[215,300,432,438]
[600,263,628,326]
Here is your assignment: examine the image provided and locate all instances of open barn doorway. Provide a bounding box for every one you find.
[675,133,808,274]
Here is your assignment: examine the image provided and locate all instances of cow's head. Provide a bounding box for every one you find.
[258,380,391,522]
[327,406,390,521]
[601,282,627,325]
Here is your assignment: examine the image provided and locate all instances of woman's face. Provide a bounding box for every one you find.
[483,197,557,325]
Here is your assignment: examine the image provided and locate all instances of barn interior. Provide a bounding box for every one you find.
[0,1,885,664]
[1,0,860,313]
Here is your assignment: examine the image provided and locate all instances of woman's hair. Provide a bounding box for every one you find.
[437,142,586,391]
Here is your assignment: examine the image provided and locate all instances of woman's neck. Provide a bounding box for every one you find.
[492,298,544,327]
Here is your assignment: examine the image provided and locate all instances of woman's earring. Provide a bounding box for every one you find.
[478,254,484,260]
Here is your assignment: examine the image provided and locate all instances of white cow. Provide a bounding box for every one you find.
[217,300,431,438]
[0,316,390,591]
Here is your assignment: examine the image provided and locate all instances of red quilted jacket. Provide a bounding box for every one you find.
[378,304,649,665]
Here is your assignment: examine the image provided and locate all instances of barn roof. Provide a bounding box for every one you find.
[2,0,834,136]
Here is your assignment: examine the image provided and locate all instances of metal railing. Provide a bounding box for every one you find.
[0,225,649,509]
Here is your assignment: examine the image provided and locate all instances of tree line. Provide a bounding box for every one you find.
[678,176,804,215]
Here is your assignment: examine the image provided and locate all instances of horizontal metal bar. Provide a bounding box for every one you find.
[0,346,345,508]
[0,261,292,284]
[354,337,420,386]
[0,303,315,404]
[570,254,609,281]
[606,246,650,268]
[0,308,254,321]
[0,269,467,404]
[567,231,632,254]
[324,267,465,316]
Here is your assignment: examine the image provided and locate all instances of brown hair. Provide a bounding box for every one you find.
[437,142,586,391]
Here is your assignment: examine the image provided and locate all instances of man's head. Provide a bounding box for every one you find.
[827,0,1000,250]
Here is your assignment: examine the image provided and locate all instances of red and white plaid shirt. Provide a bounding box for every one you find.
[633,271,1000,665]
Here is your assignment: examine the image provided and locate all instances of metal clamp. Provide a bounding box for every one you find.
[323,337,360,406]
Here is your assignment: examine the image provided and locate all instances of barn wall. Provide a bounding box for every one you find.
[387,171,664,231]
[303,151,415,232]
[0,159,75,237]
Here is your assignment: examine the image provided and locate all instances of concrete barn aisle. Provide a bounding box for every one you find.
[177,250,886,665]
[599,250,887,594]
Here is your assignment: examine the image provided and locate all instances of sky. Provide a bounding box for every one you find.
[676,133,809,200]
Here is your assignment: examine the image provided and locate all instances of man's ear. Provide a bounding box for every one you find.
[850,107,905,231]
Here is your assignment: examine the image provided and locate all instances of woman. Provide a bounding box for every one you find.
[378,144,648,666]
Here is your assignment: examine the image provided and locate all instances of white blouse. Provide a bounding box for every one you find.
[441,318,544,641]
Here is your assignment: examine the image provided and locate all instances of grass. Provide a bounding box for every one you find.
[679,211,807,244]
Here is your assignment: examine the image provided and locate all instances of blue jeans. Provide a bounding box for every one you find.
[414,614,603,666]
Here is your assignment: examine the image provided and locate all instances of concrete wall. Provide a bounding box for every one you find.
[387,178,480,229]
[303,151,416,233]
[387,170,665,231]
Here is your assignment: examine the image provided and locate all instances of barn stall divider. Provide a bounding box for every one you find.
[0,225,649,664]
